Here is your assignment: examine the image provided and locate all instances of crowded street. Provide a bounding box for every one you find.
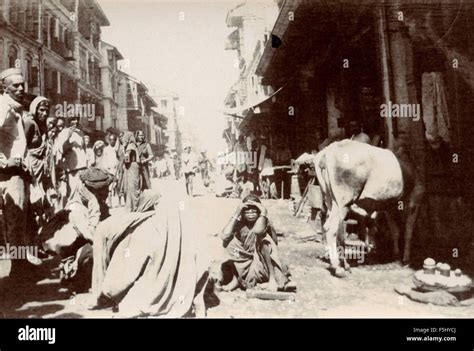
[1,177,473,319]
[0,0,473,323]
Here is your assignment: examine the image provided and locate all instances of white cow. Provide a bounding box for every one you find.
[314,140,424,277]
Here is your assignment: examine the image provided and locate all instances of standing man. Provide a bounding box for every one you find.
[182,143,198,197]
[198,150,213,187]
[135,130,153,191]
[173,153,180,180]
[103,134,120,175]
[0,68,41,274]
[102,134,121,207]
[54,116,87,203]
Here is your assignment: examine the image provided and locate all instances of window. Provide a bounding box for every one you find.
[79,49,87,82]
[9,0,18,26]
[161,99,168,108]
[8,45,18,68]
[42,13,49,46]
[25,54,38,92]
[65,29,74,50]
[108,50,114,68]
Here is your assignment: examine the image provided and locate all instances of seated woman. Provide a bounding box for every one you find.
[218,194,291,292]
[89,194,210,318]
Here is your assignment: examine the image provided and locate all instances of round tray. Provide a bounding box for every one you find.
[413,270,472,294]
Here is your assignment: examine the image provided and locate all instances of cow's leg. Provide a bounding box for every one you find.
[385,212,401,261]
[337,207,350,274]
[366,212,379,253]
[403,204,420,264]
[324,204,349,277]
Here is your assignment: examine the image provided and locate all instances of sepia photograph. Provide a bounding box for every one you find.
[0,0,473,334]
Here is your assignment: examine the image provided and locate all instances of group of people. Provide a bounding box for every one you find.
[1,67,293,317]
[0,68,155,279]
[181,144,213,197]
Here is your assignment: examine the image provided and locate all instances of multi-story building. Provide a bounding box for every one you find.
[148,86,182,156]
[72,0,109,137]
[150,108,167,157]
[100,41,123,134]
[0,0,109,139]
[1,0,171,151]
[236,0,474,262]
[116,71,167,156]
[0,0,75,103]
[223,0,279,150]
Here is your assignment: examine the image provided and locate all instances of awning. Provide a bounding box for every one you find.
[256,0,304,77]
[222,85,285,119]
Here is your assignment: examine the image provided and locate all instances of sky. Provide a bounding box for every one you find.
[98,0,242,156]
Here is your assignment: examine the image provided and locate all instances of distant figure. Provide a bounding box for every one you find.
[136,130,153,190]
[122,132,141,212]
[116,132,126,206]
[182,144,198,196]
[102,134,121,207]
[172,153,180,180]
[198,150,212,187]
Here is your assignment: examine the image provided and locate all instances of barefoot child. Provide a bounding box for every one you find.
[219,194,290,291]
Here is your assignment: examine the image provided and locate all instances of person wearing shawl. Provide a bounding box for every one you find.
[121,132,141,212]
[115,132,126,206]
[89,193,211,317]
[44,121,58,211]
[92,140,106,170]
[24,96,53,230]
[218,194,291,292]
[53,116,87,205]
[101,134,122,207]
[135,130,153,191]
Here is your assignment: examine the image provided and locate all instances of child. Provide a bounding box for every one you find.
[218,194,290,291]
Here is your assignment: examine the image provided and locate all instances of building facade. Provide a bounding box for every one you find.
[148,86,182,156]
[116,71,168,156]
[100,41,123,134]
[1,0,172,151]
[226,0,474,268]
[223,0,279,151]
